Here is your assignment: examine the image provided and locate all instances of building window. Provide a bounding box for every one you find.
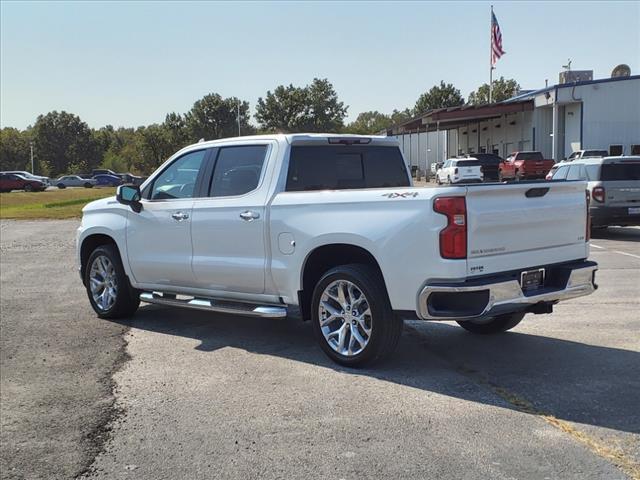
[631,145,640,155]
[609,145,623,156]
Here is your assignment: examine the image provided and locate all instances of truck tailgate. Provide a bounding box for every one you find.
[465,181,589,276]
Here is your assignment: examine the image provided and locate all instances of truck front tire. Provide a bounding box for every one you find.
[311,264,402,367]
[85,244,140,319]
[456,312,525,334]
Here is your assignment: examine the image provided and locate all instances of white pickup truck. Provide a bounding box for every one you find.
[77,134,597,366]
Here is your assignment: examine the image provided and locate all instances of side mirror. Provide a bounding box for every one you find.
[116,185,142,213]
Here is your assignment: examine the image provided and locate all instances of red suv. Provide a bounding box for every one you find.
[0,173,47,192]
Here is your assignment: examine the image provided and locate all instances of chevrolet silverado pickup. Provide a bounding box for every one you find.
[500,151,555,181]
[77,134,597,366]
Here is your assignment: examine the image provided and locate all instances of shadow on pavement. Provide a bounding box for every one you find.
[591,226,640,242]
[112,306,639,435]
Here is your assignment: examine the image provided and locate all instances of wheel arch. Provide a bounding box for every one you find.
[298,243,387,321]
[79,233,123,285]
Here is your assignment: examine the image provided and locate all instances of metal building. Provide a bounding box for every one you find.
[389,73,640,170]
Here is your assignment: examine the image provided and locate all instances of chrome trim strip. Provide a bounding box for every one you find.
[418,264,597,320]
[140,292,287,318]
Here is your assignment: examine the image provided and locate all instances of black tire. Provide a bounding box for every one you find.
[84,244,140,319]
[515,171,522,182]
[57,183,66,189]
[84,182,93,188]
[456,312,525,334]
[447,175,452,184]
[498,170,504,182]
[436,176,442,185]
[24,184,34,192]
[311,264,403,367]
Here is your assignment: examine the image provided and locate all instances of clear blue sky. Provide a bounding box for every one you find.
[1,1,638,129]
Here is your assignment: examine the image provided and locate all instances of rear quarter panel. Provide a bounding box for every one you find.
[268,187,468,311]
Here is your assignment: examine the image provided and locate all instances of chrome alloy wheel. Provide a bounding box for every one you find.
[89,255,118,312]
[318,279,372,357]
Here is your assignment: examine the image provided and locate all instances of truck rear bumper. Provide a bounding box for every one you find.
[418,260,597,320]
[590,206,640,227]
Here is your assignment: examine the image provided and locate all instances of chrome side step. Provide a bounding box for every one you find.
[139,292,287,318]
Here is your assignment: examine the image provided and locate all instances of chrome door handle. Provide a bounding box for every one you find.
[239,210,260,221]
[171,211,189,221]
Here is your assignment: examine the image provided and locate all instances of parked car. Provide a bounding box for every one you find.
[499,151,555,180]
[55,175,97,189]
[0,173,47,192]
[465,153,502,181]
[92,168,119,177]
[550,156,640,228]
[94,174,123,187]
[1,170,51,186]
[565,150,609,162]
[436,158,483,184]
[77,134,597,367]
[119,173,145,185]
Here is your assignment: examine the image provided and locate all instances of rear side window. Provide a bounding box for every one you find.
[286,146,409,191]
[566,164,585,180]
[585,165,601,181]
[209,145,267,197]
[600,163,640,181]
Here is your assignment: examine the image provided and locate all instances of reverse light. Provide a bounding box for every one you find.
[592,186,605,203]
[433,197,467,259]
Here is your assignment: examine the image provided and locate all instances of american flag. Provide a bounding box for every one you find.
[491,11,505,66]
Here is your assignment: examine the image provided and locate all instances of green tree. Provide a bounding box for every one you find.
[390,108,412,125]
[413,81,464,115]
[185,94,251,140]
[255,84,308,133]
[133,124,174,172]
[0,128,31,171]
[346,111,391,134]
[32,111,100,176]
[163,112,190,151]
[468,77,521,105]
[255,78,347,133]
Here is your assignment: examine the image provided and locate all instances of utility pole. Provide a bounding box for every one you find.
[237,100,241,137]
[30,141,34,174]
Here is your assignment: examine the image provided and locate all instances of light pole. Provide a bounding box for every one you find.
[30,141,34,174]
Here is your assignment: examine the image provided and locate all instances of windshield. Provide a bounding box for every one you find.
[600,162,640,181]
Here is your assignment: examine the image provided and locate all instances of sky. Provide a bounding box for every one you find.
[1,0,639,130]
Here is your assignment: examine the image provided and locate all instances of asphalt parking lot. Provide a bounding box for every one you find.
[1,220,638,479]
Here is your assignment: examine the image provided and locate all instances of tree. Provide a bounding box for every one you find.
[413,81,464,115]
[390,108,412,125]
[0,128,31,171]
[185,94,251,141]
[133,124,174,172]
[468,77,521,105]
[302,78,348,132]
[32,111,100,176]
[255,78,347,133]
[346,111,391,134]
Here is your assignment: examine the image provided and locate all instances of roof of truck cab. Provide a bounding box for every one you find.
[183,133,399,150]
[572,156,640,165]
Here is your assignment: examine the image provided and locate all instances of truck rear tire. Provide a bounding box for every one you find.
[456,312,525,334]
[311,264,402,367]
[85,244,140,319]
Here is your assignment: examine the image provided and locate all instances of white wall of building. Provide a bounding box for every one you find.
[392,131,447,171]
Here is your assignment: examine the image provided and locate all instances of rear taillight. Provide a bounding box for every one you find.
[433,197,467,259]
[592,186,605,203]
[586,189,591,242]
[454,168,459,175]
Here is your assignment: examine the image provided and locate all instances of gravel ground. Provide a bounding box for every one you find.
[1,221,638,479]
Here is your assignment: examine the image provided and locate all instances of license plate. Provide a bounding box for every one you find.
[629,207,640,215]
[521,269,545,291]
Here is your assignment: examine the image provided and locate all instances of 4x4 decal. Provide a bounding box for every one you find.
[382,192,419,199]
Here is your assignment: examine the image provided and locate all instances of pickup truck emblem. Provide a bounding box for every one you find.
[382,192,419,199]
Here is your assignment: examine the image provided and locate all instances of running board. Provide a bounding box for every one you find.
[139,292,287,318]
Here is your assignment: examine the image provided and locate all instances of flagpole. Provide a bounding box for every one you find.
[489,5,493,104]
